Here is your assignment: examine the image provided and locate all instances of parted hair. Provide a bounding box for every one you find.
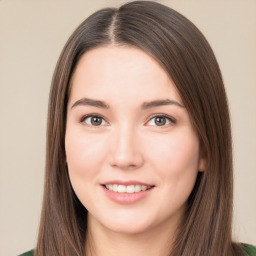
[35,1,244,255]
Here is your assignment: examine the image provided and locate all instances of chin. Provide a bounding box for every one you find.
[105,221,154,235]
[89,210,158,235]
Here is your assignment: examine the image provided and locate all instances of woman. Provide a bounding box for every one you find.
[19,1,256,255]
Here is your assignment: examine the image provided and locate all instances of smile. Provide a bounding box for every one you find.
[104,184,152,193]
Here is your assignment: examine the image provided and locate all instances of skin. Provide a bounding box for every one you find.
[65,46,206,256]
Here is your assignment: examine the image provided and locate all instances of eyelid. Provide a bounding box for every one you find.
[79,113,176,127]
[80,114,109,126]
[145,113,176,126]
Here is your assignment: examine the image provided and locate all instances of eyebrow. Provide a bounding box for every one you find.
[71,98,184,110]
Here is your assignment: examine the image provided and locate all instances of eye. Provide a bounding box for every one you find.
[147,115,175,127]
[81,115,108,126]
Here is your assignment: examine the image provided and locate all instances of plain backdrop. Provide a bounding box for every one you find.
[0,0,255,255]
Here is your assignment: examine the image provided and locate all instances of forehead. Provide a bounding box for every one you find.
[69,46,182,106]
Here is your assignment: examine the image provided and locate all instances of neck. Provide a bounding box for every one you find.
[85,214,181,256]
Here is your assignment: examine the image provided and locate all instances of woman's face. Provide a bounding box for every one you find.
[65,46,205,235]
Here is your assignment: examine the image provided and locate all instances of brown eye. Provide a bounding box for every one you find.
[147,115,174,127]
[83,115,107,126]
[155,116,167,126]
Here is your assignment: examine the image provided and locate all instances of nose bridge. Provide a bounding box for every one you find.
[109,123,143,169]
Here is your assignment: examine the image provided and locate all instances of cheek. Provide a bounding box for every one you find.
[146,129,200,182]
[145,130,200,216]
[65,129,108,208]
[65,130,109,207]
[65,130,106,176]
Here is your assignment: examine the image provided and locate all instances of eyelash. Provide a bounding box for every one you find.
[80,113,176,128]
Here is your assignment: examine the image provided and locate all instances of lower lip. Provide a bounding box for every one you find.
[102,186,154,204]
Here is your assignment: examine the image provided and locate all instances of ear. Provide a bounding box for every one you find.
[198,156,207,172]
[198,143,207,172]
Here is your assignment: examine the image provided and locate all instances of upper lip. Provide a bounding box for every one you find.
[101,180,154,187]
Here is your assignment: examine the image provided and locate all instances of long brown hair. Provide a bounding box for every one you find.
[35,1,244,255]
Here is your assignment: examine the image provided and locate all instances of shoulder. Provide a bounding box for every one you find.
[16,245,256,256]
[17,249,34,256]
[243,244,256,256]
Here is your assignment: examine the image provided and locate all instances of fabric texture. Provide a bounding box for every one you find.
[17,250,33,256]
[244,244,256,256]
[18,244,256,256]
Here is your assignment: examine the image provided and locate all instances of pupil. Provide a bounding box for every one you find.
[155,116,166,126]
[92,117,102,126]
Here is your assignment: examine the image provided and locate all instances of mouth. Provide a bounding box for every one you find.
[101,181,155,204]
[103,184,153,193]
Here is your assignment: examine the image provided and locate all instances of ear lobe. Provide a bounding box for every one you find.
[198,143,207,172]
[198,157,207,172]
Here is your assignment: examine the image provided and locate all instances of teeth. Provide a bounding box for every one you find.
[118,185,126,193]
[113,184,118,192]
[127,185,135,193]
[105,184,151,193]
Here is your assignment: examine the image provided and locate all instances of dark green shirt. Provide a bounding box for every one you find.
[18,244,256,256]
[18,250,33,256]
[244,244,256,256]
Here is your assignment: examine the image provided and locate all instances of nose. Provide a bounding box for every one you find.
[109,126,144,170]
